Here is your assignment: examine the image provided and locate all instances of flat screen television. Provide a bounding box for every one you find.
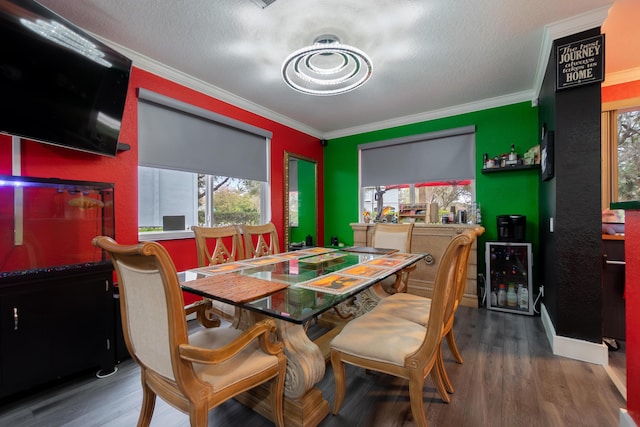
[0,0,132,157]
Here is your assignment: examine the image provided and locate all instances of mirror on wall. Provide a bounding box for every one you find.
[284,152,317,250]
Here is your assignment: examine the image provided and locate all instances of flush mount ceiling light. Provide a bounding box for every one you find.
[282,35,373,96]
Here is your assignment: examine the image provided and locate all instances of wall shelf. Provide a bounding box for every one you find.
[481,164,540,174]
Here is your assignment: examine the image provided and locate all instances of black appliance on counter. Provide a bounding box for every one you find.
[497,215,526,242]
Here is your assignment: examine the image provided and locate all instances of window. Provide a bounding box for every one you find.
[602,100,640,210]
[138,167,266,235]
[137,89,271,239]
[359,126,476,223]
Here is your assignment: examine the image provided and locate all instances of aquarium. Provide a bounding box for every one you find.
[0,174,114,277]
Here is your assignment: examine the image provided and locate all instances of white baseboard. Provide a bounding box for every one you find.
[540,303,608,365]
[620,409,638,427]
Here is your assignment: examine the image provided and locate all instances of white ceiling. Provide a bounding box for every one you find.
[36,0,637,139]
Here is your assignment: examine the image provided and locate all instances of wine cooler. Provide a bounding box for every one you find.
[485,241,534,315]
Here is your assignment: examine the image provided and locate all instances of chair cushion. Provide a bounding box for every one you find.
[330,310,426,366]
[373,292,432,326]
[189,326,281,393]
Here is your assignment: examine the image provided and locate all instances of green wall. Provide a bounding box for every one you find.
[323,101,540,281]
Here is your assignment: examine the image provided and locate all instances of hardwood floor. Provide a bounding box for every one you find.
[0,307,626,427]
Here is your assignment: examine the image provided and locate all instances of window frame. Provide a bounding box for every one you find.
[602,97,640,211]
[357,127,476,221]
[138,168,269,241]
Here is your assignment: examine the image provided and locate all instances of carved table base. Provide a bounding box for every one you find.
[235,310,330,427]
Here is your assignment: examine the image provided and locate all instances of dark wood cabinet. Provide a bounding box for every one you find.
[602,238,626,341]
[0,263,115,399]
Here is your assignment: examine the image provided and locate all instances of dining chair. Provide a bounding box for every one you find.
[191,225,245,321]
[242,222,281,258]
[192,225,245,266]
[370,222,416,295]
[92,236,286,427]
[329,230,473,427]
[370,227,483,400]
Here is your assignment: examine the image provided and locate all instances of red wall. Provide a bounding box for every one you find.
[1,67,324,301]
[603,79,639,424]
[602,79,640,103]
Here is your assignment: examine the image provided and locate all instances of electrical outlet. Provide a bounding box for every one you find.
[539,285,544,297]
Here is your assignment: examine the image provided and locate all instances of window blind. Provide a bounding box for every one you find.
[137,88,271,182]
[359,126,476,187]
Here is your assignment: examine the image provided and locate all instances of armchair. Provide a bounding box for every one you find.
[92,236,286,427]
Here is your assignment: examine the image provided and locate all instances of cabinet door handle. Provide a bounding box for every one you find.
[605,260,626,265]
[13,307,18,330]
[423,253,435,265]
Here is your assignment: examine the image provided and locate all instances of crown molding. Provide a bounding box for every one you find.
[323,90,536,140]
[93,6,613,143]
[532,4,612,103]
[96,37,324,139]
[603,67,640,87]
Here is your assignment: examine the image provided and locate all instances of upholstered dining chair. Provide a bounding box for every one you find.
[370,227,483,401]
[191,225,245,321]
[329,231,474,427]
[92,236,286,427]
[370,222,416,295]
[242,222,280,258]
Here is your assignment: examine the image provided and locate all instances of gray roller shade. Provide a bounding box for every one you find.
[138,88,271,182]
[359,126,475,187]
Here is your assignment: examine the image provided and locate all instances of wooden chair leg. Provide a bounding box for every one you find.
[189,404,208,427]
[330,350,347,415]
[408,374,429,427]
[446,329,463,364]
[138,377,156,427]
[437,346,454,394]
[430,360,450,404]
[270,366,286,427]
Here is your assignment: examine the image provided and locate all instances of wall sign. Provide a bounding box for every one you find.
[556,34,604,91]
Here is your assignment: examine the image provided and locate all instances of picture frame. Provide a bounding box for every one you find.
[540,130,554,181]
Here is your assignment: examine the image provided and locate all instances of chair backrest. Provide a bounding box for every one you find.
[410,231,474,363]
[192,225,245,267]
[92,236,191,382]
[443,228,483,330]
[242,222,280,258]
[371,223,414,252]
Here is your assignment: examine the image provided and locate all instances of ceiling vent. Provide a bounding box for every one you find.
[251,0,276,8]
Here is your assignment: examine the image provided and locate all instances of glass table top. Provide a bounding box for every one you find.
[180,248,424,325]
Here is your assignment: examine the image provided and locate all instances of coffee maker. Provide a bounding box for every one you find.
[497,215,526,242]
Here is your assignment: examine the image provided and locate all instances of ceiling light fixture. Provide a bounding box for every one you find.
[281,35,373,96]
[251,0,276,8]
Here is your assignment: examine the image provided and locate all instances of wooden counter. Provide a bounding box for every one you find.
[602,233,625,241]
[351,222,481,308]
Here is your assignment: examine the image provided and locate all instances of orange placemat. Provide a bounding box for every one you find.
[181,273,289,303]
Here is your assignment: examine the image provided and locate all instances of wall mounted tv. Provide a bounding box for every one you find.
[0,0,132,157]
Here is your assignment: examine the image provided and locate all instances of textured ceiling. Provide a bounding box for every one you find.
[35,0,634,138]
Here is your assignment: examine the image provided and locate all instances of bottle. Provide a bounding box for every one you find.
[519,285,529,310]
[497,284,507,307]
[516,283,523,305]
[509,144,517,161]
[507,283,517,307]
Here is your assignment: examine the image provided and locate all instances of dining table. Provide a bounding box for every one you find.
[180,246,425,427]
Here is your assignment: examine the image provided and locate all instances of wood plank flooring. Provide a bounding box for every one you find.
[0,307,626,427]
